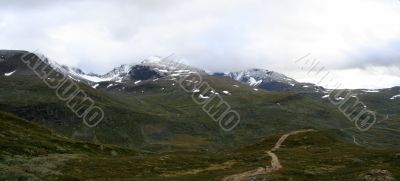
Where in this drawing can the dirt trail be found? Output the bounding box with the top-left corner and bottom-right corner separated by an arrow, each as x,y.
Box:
222,129 -> 315,181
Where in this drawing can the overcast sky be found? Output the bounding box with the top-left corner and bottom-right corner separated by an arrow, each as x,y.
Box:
1,0 -> 400,88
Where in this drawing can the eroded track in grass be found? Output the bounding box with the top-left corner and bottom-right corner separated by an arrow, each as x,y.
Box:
222,129 -> 315,181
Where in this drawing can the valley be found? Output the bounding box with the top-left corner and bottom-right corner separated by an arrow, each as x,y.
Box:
0,50 -> 399,180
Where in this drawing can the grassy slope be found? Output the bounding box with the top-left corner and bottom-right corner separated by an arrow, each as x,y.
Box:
1,72 -> 361,152
316,88 -> 400,147
2,68 -> 400,153
1,111 -> 399,180
58,130 -> 400,181
0,74 -> 174,149
2,52 -> 399,151
268,131 -> 400,180
0,111 -> 139,180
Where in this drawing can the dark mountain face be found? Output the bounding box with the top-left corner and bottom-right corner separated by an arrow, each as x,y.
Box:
0,50 -> 57,77
0,50 -> 29,74
391,86 -> 400,91
215,69 -> 326,93
258,81 -> 296,91
128,65 -> 162,80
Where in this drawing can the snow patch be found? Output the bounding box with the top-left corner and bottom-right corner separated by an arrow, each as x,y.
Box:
210,90 -> 219,95
68,75 -> 80,82
199,94 -> 210,99
335,97 -> 344,100
4,70 -> 16,76
134,80 -> 142,85
79,74 -> 113,82
158,69 -> 169,73
92,84 -> 100,89
222,91 -> 231,95
115,78 -> 123,83
174,70 -> 190,73
390,95 -> 400,100
363,89 -> 380,93
248,77 -> 262,86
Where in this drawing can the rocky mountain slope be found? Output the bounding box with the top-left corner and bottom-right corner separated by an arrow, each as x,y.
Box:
0,50 -> 322,93
214,69 -> 324,92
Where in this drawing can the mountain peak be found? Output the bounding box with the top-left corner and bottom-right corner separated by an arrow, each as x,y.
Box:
226,68 -> 298,87
74,54 -> 206,83
141,56 -> 163,64
140,54 -> 192,71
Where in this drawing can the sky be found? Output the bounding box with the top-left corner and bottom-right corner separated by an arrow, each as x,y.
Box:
1,0 -> 400,89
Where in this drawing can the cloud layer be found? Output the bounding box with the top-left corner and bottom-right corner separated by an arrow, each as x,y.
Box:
1,0 -> 400,88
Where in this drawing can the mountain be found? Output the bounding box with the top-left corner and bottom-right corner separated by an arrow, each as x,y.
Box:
0,50 -> 324,94
0,50 -> 96,85
62,55 -> 207,84
0,50 -> 355,149
215,69 -> 325,93
0,50 -> 41,75
1,50 -> 399,147
0,50 -> 206,86
1,50 -> 400,180
226,68 -> 297,87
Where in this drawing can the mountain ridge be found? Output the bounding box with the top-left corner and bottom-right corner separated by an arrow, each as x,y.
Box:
0,50 -> 322,91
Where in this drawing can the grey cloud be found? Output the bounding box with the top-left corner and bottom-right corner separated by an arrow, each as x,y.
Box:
342,40 -> 400,69
0,0 -> 400,88
0,0 -> 67,10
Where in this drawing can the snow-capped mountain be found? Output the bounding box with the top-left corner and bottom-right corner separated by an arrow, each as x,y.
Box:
216,68 -> 325,92
0,50 -> 207,86
0,50 -> 71,78
100,64 -> 132,82
226,69 -> 298,87
56,55 -> 207,84
0,50 -> 324,93
140,55 -> 205,75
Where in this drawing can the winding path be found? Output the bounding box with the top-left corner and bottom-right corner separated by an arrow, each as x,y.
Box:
222,129 -> 315,181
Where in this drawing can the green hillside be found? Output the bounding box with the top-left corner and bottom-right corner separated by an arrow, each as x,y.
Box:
0,111 -> 138,180
1,71 -> 365,151
2,113 -> 398,180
